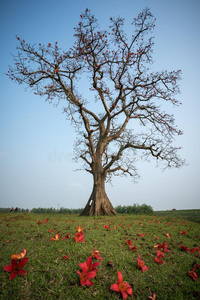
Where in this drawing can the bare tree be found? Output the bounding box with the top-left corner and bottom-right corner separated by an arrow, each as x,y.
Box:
7,8 -> 184,216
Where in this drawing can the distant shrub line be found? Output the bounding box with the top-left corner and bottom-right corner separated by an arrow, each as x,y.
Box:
115,204 -> 153,215
0,204 -> 153,215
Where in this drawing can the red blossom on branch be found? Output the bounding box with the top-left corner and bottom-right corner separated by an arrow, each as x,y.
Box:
7,7 -> 185,217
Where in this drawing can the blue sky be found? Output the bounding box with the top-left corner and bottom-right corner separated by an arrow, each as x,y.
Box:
0,0 -> 200,211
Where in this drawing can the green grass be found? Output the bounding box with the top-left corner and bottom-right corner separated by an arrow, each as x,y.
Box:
0,212 -> 199,299
154,209 -> 200,223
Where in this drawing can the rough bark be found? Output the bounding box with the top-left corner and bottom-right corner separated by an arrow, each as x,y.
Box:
80,173 -> 117,216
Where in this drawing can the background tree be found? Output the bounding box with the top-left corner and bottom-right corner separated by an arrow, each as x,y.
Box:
7,8 -> 184,216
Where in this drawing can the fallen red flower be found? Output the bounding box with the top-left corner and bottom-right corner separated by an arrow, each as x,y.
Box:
92,249 -> 103,260
50,233 -> 67,241
180,230 -> 186,235
77,269 -> 96,286
126,240 -> 132,246
164,233 -> 171,238
188,264 -> 200,281
11,249 -> 26,260
62,255 -> 69,260
154,242 -> 170,253
77,256 -> 100,286
104,224 -> 110,230
137,254 -> 149,272
76,225 -> 84,233
189,247 -> 200,255
129,245 -> 137,251
138,233 -> 144,237
66,233 -> 70,239
154,250 -> 165,264
179,244 -> 190,252
148,293 -> 156,300
4,257 -> 28,280
110,271 -> 133,299
74,232 -> 85,243
79,256 -> 100,273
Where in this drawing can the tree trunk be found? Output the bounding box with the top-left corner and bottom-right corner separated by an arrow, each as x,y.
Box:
80,173 -> 117,216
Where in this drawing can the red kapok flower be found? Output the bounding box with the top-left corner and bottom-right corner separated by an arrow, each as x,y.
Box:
137,254 -> 149,272
66,233 -> 70,239
126,240 -> 132,246
154,242 -> 170,253
92,249 -> 103,260
110,271 -> 133,299
74,232 -> 85,243
62,255 -> 69,260
77,256 -> 100,287
11,249 -> 26,260
129,245 -> 137,251
76,225 -> 84,233
50,233 -> 60,241
188,264 -> 200,281
179,244 -> 190,252
4,258 -> 28,280
79,256 -> 100,273
189,247 -> 200,255
165,233 -> 171,238
104,224 -> 110,230
138,233 -> 144,237
180,230 -> 186,235
50,233 -> 67,241
148,293 -> 156,300
154,250 -> 165,264
77,269 -> 96,286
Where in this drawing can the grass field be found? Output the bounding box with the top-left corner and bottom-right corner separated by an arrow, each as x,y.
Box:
154,209 -> 200,223
0,212 -> 199,299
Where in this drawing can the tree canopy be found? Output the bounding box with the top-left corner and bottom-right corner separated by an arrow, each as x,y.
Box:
7,8 -> 185,215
